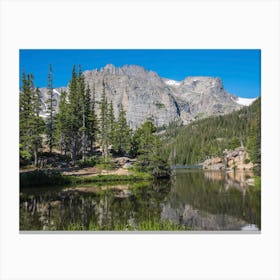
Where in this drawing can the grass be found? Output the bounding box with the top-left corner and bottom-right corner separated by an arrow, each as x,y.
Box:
20,169 -> 153,188
137,219 -> 187,231
64,219 -> 188,231
66,171 -> 152,185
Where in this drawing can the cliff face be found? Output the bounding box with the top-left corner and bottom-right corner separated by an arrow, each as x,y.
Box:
172,76 -> 242,123
83,64 -> 180,128
39,64 -> 243,128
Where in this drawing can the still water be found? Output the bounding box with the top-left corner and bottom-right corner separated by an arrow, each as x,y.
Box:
20,170 -> 261,231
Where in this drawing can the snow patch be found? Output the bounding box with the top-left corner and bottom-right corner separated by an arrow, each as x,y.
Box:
53,89 -> 61,96
232,97 -> 257,106
164,79 -> 181,87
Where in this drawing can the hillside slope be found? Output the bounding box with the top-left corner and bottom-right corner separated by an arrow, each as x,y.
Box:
160,97 -> 261,170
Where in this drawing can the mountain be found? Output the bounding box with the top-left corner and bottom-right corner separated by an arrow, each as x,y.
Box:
38,64 -> 256,128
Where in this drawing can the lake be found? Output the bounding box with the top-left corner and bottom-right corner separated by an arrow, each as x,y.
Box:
20,170 -> 261,231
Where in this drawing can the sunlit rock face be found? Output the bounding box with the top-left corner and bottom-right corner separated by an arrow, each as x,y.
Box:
38,64 -> 242,128
201,147 -> 254,171
83,64 -> 180,129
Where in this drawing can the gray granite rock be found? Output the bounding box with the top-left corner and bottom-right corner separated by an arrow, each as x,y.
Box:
38,64 -> 243,128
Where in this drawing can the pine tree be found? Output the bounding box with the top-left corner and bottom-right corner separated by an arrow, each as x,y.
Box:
20,72 -> 33,161
46,64 -> 55,153
108,101 -> 116,151
68,65 -> 83,164
99,80 -> 109,160
133,120 -> 170,177
115,104 -> 131,155
247,98 -> 261,172
20,72 -> 44,166
77,65 -> 87,162
133,120 -> 157,157
55,90 -> 70,155
88,84 -> 98,153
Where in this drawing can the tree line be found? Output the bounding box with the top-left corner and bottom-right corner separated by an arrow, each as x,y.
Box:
20,65 -> 170,178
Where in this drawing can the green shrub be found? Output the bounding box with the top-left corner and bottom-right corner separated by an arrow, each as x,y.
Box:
77,156 -> 98,168
20,169 -> 70,188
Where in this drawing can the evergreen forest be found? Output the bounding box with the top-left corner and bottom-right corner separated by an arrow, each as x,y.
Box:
160,97 -> 261,173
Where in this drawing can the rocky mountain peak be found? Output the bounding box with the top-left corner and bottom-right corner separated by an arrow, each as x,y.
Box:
101,64 -> 116,74
179,76 -> 224,94
39,64 -> 246,128
98,64 -> 159,80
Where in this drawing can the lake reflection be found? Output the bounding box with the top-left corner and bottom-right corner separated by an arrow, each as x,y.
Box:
163,170 -> 260,231
20,170 -> 260,231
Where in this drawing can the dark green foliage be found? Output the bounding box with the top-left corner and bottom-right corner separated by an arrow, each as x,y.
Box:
64,65 -> 95,163
67,65 -> 85,163
54,67 -> 98,163
247,99 -> 261,173
54,90 -> 70,155
107,101 -> 116,150
99,80 -> 109,159
77,156 -> 98,168
114,104 -> 132,155
133,120 -> 171,178
161,98 -> 261,170
46,65 -> 55,153
20,170 -> 70,188
20,72 -> 45,166
88,85 -> 98,153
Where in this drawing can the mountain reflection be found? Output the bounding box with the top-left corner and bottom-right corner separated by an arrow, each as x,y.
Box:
162,170 -> 260,230
20,170 -> 260,231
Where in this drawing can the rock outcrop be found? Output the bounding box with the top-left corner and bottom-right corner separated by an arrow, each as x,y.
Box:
172,76 -> 242,123
201,146 -> 254,171
38,64 -> 243,128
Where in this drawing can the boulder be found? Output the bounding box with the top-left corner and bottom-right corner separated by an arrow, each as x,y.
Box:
202,147 -> 254,171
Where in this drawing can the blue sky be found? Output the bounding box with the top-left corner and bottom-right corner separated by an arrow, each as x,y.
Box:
20,49 -> 260,98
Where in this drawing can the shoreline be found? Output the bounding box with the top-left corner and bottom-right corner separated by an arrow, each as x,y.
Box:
20,167 -> 153,188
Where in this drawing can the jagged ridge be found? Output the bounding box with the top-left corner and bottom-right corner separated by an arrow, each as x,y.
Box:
39,64 -> 252,128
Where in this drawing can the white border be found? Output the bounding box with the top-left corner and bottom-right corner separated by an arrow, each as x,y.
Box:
1,0 -> 279,279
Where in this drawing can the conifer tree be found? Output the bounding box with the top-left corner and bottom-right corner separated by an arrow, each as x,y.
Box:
133,120 -> 170,177
99,80 -> 109,160
108,101 -> 116,151
34,87 -> 42,117
20,72 -> 44,166
88,84 -> 98,153
55,90 -> 70,155
247,99 -> 261,172
77,65 -> 87,162
68,65 -> 82,164
115,104 -> 131,155
46,64 -> 55,153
